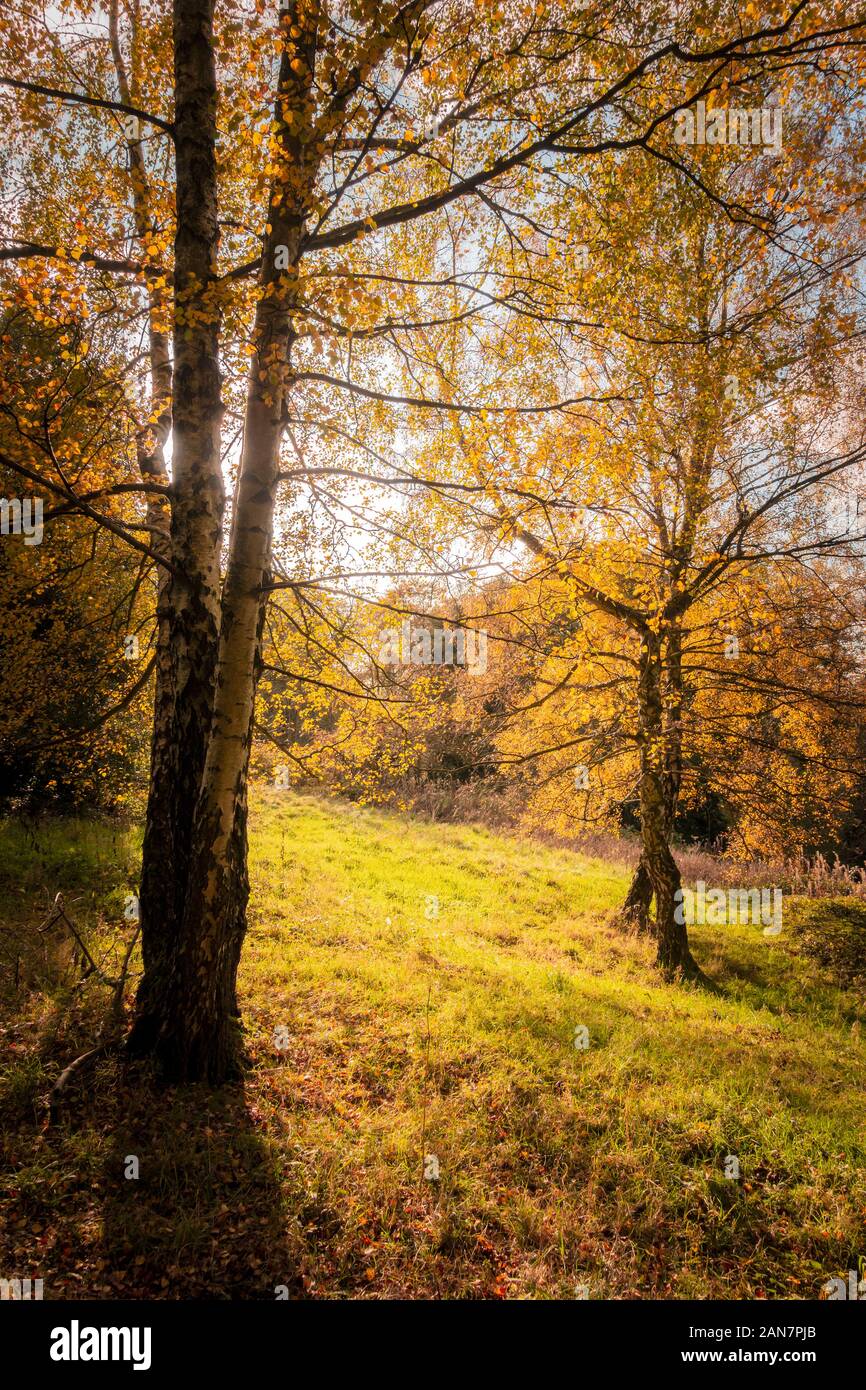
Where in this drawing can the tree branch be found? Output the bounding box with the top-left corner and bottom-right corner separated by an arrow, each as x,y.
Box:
0,74 -> 174,136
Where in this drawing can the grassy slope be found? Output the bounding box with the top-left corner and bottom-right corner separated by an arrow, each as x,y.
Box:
0,791 -> 864,1300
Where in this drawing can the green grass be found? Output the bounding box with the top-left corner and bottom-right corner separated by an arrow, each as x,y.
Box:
1,790 -> 864,1299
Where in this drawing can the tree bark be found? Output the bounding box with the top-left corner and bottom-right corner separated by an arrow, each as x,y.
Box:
128,0 -> 224,1057
635,629 -> 699,978
623,623 -> 684,934
622,853 -> 654,931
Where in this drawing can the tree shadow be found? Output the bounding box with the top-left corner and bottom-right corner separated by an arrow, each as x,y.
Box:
707,954 -> 769,988
99,1061 -> 301,1300
679,961 -> 724,995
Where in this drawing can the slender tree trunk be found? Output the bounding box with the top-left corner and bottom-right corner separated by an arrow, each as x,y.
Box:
133,314 -> 176,1039
623,622 -> 686,937
143,8 -> 318,1081
636,630 -> 698,978
128,0 -> 224,1056
109,0 -> 177,1038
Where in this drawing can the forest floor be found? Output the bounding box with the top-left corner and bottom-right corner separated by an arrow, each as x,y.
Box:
0,790 -> 864,1300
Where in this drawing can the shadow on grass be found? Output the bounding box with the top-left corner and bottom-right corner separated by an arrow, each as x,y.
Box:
98,1061 -> 299,1299
0,889 -> 298,1299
